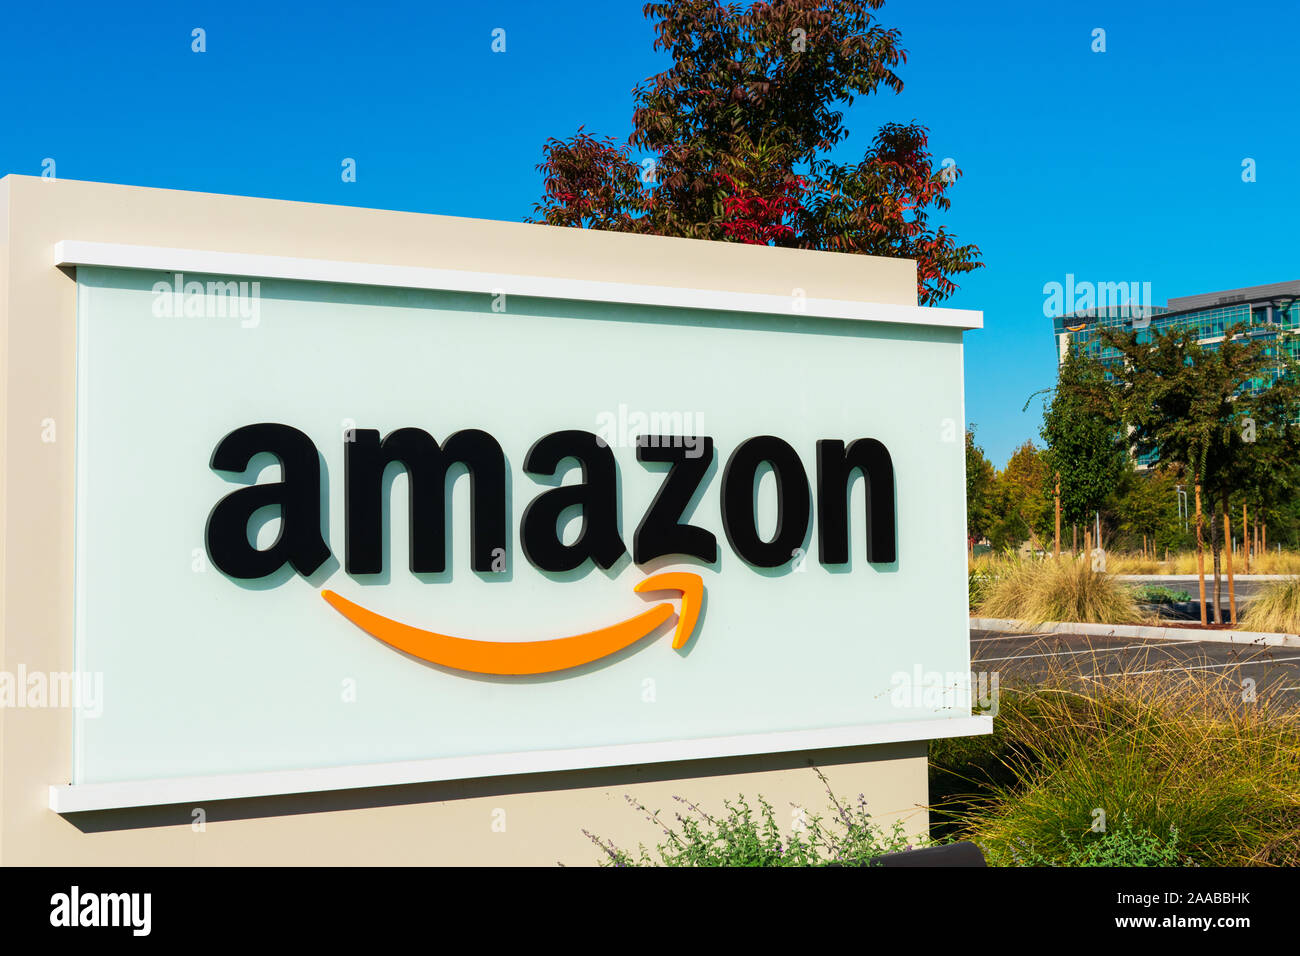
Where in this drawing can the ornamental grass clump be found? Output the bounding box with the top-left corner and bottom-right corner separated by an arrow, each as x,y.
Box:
1240,576 -> 1300,635
976,555 -> 1144,627
930,658 -> 1300,866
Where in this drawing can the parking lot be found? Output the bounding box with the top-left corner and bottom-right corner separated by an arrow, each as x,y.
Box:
972,627 -> 1300,710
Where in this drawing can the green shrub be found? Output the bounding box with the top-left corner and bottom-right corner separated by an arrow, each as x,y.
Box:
1128,584 -> 1191,605
1010,815 -> 1184,866
585,769 -> 918,866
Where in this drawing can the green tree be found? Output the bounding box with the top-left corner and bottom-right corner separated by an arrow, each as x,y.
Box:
965,427 -> 997,550
1116,466 -> 1186,555
532,0 -> 982,304
1039,349 -> 1126,549
990,441 -> 1052,551
1219,351 -> 1300,560
1099,323 -> 1300,622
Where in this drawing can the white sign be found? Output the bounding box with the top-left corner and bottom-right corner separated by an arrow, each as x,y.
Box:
53,248 -> 984,811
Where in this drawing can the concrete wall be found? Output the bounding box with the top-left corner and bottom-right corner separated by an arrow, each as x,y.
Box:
0,174 -> 925,865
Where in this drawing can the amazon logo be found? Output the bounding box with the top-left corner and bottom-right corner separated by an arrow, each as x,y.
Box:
205,424 -> 896,674
320,571 -> 702,675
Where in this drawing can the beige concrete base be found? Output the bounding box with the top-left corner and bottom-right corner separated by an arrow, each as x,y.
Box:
35,743 -> 928,866
0,174 -> 929,865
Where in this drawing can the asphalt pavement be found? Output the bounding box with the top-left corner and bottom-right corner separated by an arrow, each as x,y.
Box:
971,626 -> 1300,711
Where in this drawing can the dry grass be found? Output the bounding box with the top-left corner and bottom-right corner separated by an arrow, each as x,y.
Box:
1240,577 -> 1300,635
974,555 -> 1146,627
1243,549 -> 1300,575
972,547 -> 1300,576
931,658 -> 1300,866
1103,549 -> 1300,576
1105,554 -> 1165,574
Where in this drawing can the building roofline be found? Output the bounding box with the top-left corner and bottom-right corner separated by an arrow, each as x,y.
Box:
1167,280 -> 1300,313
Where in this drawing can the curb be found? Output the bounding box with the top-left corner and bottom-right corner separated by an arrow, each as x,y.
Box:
970,617 -> 1300,649
1116,574 -> 1293,582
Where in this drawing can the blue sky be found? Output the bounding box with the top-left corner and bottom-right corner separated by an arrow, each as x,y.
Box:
3,0 -> 1296,468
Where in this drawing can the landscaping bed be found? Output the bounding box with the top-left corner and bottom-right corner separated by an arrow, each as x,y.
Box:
971,555 -> 1300,636
929,668 -> 1300,866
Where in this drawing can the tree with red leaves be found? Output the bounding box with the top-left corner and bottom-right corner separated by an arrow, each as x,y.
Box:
531,0 -> 981,305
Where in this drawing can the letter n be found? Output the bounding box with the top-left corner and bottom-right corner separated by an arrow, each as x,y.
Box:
816,438 -> 897,564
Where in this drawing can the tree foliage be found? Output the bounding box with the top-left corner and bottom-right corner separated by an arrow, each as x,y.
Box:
967,324 -> 1300,556
988,441 -> 1053,550
1114,465 -> 1189,554
1039,349 -> 1127,528
965,427 -> 997,545
532,0 -> 982,305
1097,323 -> 1300,509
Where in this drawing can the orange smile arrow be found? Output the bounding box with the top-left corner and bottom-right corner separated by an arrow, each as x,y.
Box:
320,570 -> 704,676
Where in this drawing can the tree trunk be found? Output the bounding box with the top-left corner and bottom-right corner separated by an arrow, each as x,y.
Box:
1243,502 -> 1250,574
1195,481 -> 1207,626
1210,512 -> 1222,625
1224,496 -> 1236,625
1054,473 -> 1061,559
